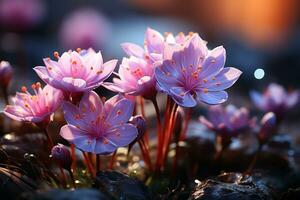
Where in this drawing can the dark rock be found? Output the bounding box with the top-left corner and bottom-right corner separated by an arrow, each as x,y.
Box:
94,170 -> 151,200
189,172 -> 277,200
267,134 -> 292,150
0,167 -> 37,200
22,189 -> 107,200
281,188 -> 300,200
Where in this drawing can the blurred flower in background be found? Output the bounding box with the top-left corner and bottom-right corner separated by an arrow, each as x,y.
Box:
0,0 -> 46,31
59,8 -> 111,50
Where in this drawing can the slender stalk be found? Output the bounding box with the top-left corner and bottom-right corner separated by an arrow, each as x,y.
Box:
1,86 -> 9,105
68,169 -> 76,189
152,98 -> 163,170
82,151 -> 95,176
58,166 -> 67,188
109,151 -> 117,170
139,139 -> 153,171
179,108 -> 191,141
43,127 -> 54,149
139,96 -> 149,146
161,104 -> 178,167
96,154 -> 100,172
172,108 -> 191,175
42,126 -> 67,188
245,144 -> 263,175
70,144 -> 76,172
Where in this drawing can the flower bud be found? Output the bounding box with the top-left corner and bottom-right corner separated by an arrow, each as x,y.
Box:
129,115 -> 146,142
258,112 -> 277,144
51,144 -> 72,171
0,61 -> 13,89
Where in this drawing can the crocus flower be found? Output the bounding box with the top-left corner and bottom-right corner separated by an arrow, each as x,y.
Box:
0,0 -> 46,30
3,83 -> 63,124
103,28 -> 193,99
199,105 -> 255,137
60,91 -> 138,154
59,8 -> 111,50
0,60 -> 13,90
250,83 -> 299,119
51,144 -> 72,171
129,115 -> 147,142
257,112 -> 277,144
34,49 -> 117,95
155,34 -> 242,107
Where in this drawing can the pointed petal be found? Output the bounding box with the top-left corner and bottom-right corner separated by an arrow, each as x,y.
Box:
200,46 -> 226,78
121,43 -> 145,58
204,67 -> 242,91
144,27 -> 164,54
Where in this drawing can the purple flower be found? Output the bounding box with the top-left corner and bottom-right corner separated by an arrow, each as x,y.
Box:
60,91 -> 138,154
155,34 -> 242,107
199,105 -> 255,137
250,83 -> 299,118
3,83 -> 63,123
34,49 -> 117,94
59,8 -> 111,49
0,0 -> 45,30
103,28 -> 192,99
129,115 -> 147,142
0,60 -> 13,89
258,112 -> 277,144
51,144 -> 72,171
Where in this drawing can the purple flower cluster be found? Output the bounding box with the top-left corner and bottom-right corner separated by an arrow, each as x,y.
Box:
3,28 -> 242,155
199,105 -> 255,137
250,83 -> 299,119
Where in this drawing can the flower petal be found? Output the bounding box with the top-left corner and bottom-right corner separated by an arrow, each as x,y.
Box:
60,125 -> 86,141
200,46 -> 226,79
203,67 -> 242,91
144,27 -> 164,54
169,87 -> 197,107
196,91 -> 228,105
121,43 -> 145,58
61,77 -> 87,91
106,98 -> 135,125
106,124 -> 138,147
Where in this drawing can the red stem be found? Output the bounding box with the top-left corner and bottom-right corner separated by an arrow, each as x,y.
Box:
70,144 -> 76,172
172,108 -> 191,175
96,154 -> 101,172
161,104 -> 178,166
139,96 -> 149,146
109,151 -> 117,170
139,139 -> 153,171
152,98 -> 163,171
82,152 -> 95,177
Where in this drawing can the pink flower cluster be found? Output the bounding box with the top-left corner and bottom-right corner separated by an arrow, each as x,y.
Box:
3,28 -> 242,155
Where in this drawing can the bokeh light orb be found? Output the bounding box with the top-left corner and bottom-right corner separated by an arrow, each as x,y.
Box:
254,68 -> 265,79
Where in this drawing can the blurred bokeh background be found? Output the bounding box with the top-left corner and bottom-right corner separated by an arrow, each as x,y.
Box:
0,0 -> 299,95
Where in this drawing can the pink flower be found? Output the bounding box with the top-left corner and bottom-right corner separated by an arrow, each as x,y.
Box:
103,28 -> 192,99
59,8 -> 111,49
0,0 -> 45,30
155,34 -> 242,107
60,91 -> 138,154
34,49 -> 117,94
199,105 -> 255,137
258,112 -> 277,144
0,60 -> 13,89
250,83 -> 299,118
3,83 -> 63,123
